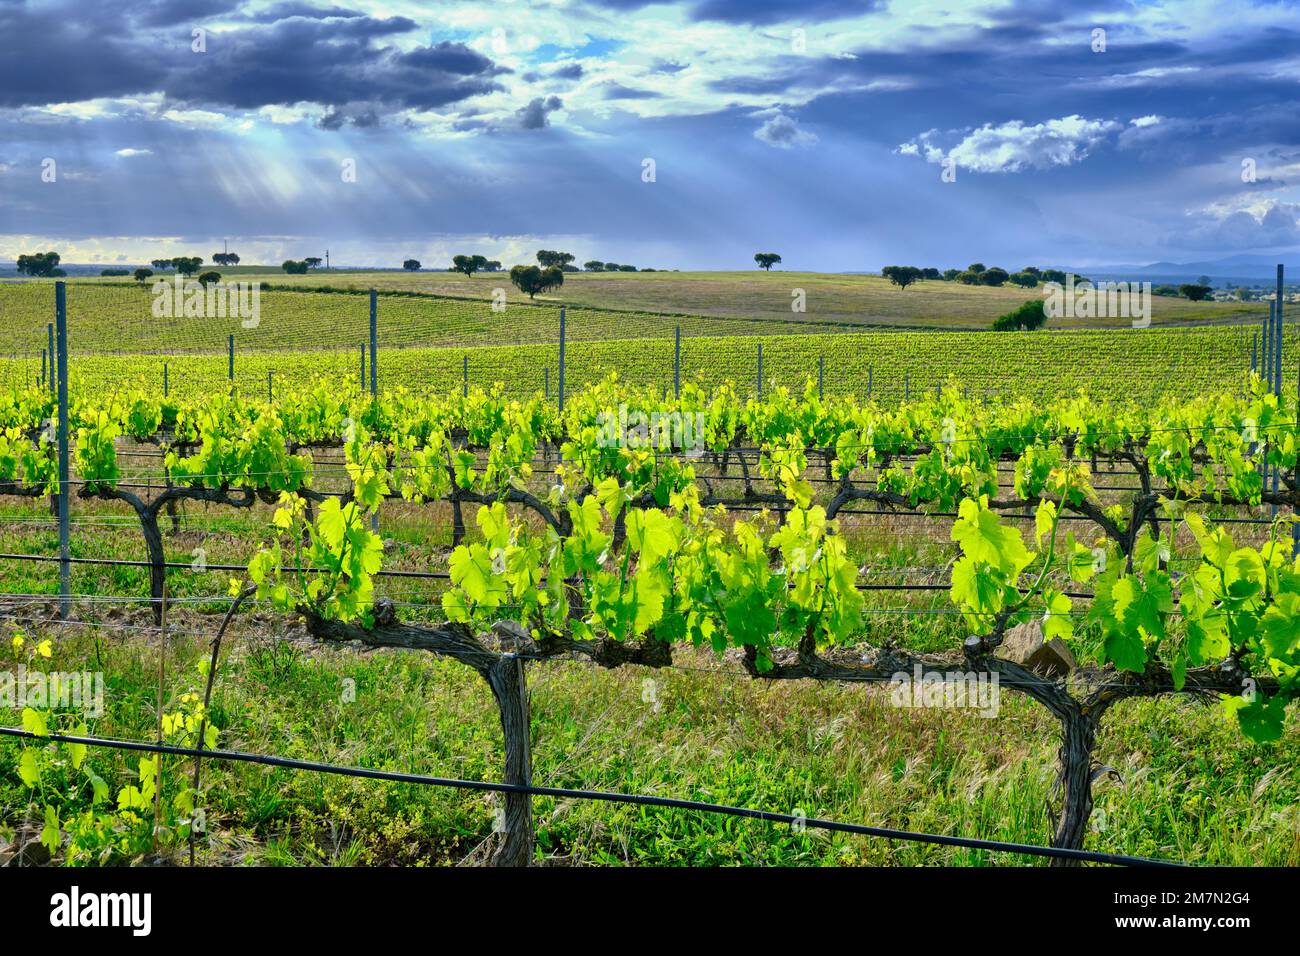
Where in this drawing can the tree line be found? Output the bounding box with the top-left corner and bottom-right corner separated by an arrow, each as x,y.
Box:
880,263 -> 1084,290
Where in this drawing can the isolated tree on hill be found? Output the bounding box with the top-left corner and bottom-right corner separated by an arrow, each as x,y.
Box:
452,254 -> 484,277
281,259 -> 309,275
173,256 -> 203,276
881,265 -> 923,290
920,267 -> 941,280
993,300 -> 1047,331
754,252 -> 782,270
151,259 -> 172,271
304,257 -> 322,270
212,252 -> 241,267
402,259 -> 421,271
1180,283 -> 1213,301
510,264 -> 564,299
133,268 -> 154,284
483,260 -> 502,272
536,250 -> 575,269
981,267 -> 1009,286
16,251 -> 63,277
198,271 -> 221,287
583,260 -> 604,272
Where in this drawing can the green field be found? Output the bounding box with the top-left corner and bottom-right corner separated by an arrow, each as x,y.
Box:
0,277 -> 1282,404
0,325 -> 1275,406
0,281 -> 829,355
16,268 -> 1266,335
247,268 -> 1272,329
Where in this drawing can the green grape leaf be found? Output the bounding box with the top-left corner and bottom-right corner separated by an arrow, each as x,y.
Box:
1234,695 -> 1287,743
1104,629 -> 1147,672
17,749 -> 41,788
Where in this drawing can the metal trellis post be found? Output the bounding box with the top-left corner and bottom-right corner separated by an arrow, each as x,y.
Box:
674,325 -> 680,400
558,307 -> 566,412
55,282 -> 70,620
369,290 -> 377,397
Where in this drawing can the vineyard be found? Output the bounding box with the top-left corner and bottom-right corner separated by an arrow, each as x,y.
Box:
0,282 -> 1289,406
2,354 -> 1298,866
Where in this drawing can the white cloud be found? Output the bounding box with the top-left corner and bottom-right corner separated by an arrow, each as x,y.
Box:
114,148 -> 152,158
900,115 -> 1121,173
754,113 -> 817,149
1095,66 -> 1199,88
1129,115 -> 1162,128
161,109 -> 229,128
1172,200 -> 1300,250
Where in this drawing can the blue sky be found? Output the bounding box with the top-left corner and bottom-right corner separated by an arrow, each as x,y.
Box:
1,0 -> 1298,270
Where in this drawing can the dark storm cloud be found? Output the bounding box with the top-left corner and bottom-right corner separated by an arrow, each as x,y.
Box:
242,3 -> 366,22
134,0 -> 243,26
161,24 -> 505,111
517,95 -> 563,129
0,2 -> 167,107
0,1 -> 505,114
551,62 -> 585,79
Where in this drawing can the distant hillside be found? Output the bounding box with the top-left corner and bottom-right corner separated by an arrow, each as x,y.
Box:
1066,254 -> 1299,287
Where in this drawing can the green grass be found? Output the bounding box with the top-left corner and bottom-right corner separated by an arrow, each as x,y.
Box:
2,588 -> 1294,867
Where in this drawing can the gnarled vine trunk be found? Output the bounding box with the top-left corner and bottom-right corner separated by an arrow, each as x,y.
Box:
1050,712 -> 1098,865
485,654 -> 533,867
300,610 -> 538,866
